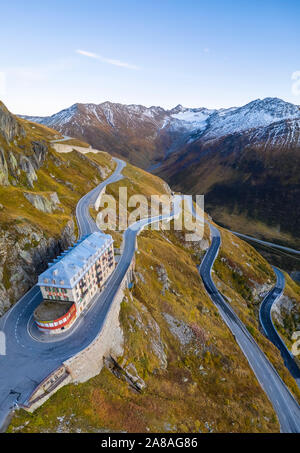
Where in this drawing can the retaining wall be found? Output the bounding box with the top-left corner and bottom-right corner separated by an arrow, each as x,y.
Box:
22,249 -> 136,412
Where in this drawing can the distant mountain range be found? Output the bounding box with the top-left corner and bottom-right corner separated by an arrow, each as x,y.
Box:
20,97 -> 300,243
20,97 -> 300,165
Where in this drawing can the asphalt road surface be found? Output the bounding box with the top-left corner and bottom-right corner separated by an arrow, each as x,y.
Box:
199,222 -> 300,433
0,159 -> 127,430
0,158 -> 299,432
259,266 -> 300,388
231,231 -> 300,256
0,158 -> 178,431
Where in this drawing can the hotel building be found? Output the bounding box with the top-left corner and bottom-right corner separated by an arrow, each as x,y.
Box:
34,231 -> 115,334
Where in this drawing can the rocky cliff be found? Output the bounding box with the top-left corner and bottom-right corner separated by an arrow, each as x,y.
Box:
0,101 -> 25,143
0,219 -> 75,315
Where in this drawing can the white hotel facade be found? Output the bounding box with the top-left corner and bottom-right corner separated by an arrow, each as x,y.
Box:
34,231 -> 115,334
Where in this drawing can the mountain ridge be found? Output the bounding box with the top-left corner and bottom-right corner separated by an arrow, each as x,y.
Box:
19,97 -> 300,166
20,97 -> 300,137
19,97 -> 300,245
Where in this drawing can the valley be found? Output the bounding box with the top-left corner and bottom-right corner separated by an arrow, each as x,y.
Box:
21,98 -> 300,254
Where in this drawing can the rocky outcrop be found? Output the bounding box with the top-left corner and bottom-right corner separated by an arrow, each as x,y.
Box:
271,294 -> 300,333
163,313 -> 195,346
0,148 -> 9,185
0,106 -> 49,188
23,191 -> 61,213
7,151 -> 19,178
105,357 -> 146,392
30,141 -> 48,169
18,141 -> 49,188
156,264 -> 170,295
0,101 -> 25,142
19,156 -> 37,187
0,100 -> 49,188
74,150 -> 109,179
0,219 -> 75,316
252,281 -> 274,303
163,312 -> 209,355
126,299 -> 167,370
0,142 -> 50,189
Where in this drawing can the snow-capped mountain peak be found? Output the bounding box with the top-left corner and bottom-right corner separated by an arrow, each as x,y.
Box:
19,97 -> 300,162
202,97 -> 300,140
20,103 -> 79,129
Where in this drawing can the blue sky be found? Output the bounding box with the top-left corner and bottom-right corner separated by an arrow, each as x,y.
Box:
1,0 -> 300,115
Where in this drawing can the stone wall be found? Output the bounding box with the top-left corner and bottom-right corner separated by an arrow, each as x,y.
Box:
23,366 -> 72,413
63,285 -> 125,383
64,253 -> 135,382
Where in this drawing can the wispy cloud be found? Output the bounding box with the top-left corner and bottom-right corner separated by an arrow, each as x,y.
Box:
76,49 -> 140,70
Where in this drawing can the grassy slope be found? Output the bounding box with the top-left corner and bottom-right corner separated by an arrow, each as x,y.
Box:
157,141 -> 300,252
211,207 -> 298,248
54,138 -> 90,148
0,118 -> 115,306
10,163 -> 300,433
8,225 -> 280,433
212,227 -> 300,401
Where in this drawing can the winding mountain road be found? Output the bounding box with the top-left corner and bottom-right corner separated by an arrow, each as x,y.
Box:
0,158 -> 127,430
0,156 -> 300,433
199,221 -> 300,433
0,157 -> 179,431
76,158 -> 126,236
231,231 -> 300,256
259,267 -> 300,388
